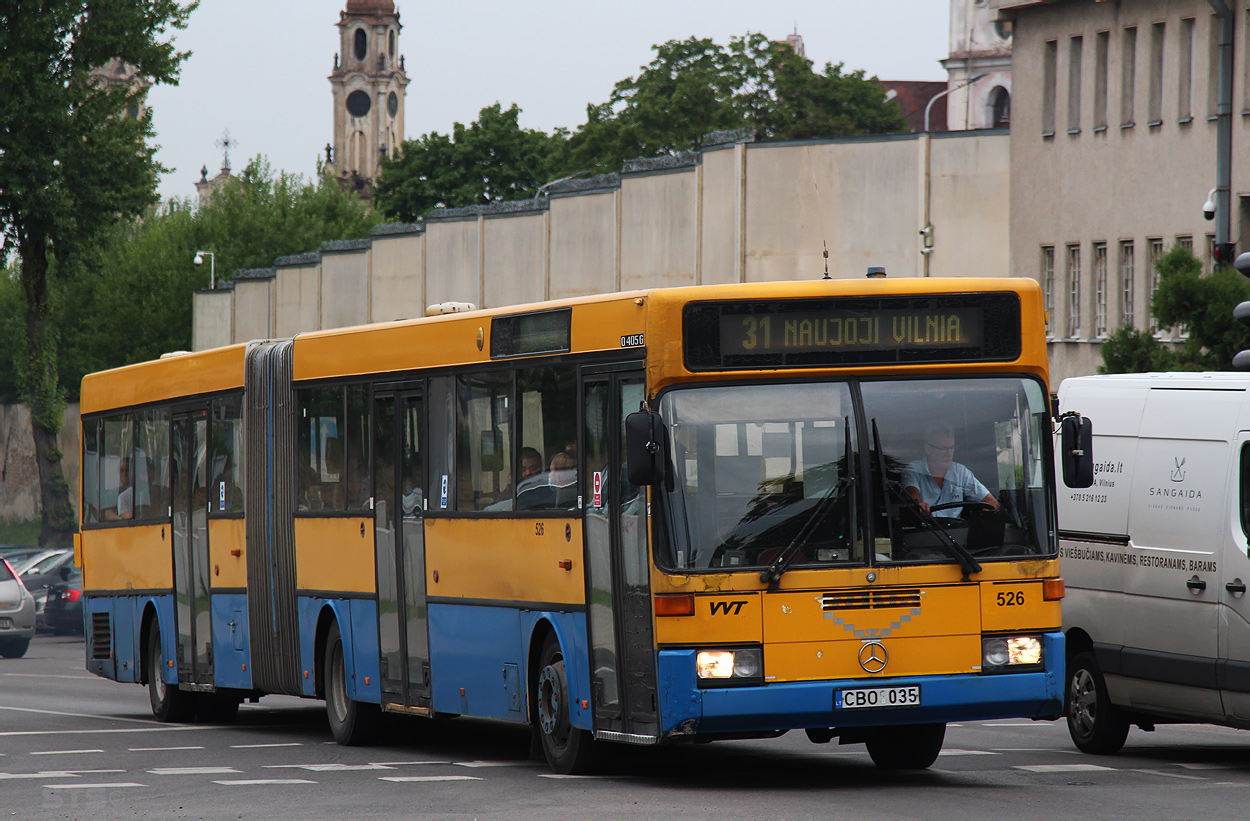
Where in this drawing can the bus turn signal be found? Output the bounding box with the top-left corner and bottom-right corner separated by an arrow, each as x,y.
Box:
1043,578 -> 1065,601
655,594 -> 695,617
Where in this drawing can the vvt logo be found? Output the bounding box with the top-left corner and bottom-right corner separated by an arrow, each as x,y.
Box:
709,600 -> 747,616
1171,457 -> 1187,483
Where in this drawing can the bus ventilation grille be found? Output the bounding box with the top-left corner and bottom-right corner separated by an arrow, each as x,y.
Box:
819,589 -> 922,611
90,613 -> 112,660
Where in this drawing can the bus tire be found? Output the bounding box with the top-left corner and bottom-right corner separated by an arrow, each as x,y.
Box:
535,633 -> 599,774
325,620 -> 379,746
865,723 -> 945,770
147,623 -> 196,722
1066,651 -> 1129,755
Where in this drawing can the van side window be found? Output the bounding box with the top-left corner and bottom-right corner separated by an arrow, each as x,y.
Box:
1241,443 -> 1250,539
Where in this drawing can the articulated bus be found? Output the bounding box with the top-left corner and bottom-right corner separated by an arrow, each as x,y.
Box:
79,276 -> 1068,772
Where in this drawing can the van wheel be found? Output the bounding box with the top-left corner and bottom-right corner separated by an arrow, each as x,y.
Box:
535,633 -> 599,774
1067,651 -> 1129,754
325,620 -> 379,745
865,723 -> 945,769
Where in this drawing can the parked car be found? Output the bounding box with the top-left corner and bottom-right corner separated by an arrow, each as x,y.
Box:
0,547 -> 50,571
18,549 -> 73,597
0,559 -> 36,657
43,566 -> 83,637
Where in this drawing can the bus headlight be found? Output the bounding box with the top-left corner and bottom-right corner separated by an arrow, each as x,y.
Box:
696,648 -> 763,686
982,635 -> 1043,672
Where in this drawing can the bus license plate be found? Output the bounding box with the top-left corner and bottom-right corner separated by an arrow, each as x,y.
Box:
835,686 -> 921,709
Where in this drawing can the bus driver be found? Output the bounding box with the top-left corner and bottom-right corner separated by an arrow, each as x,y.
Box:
902,425 -> 999,518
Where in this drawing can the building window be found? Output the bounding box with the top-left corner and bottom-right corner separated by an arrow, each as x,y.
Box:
1068,36 -> 1084,134
1043,40 -> 1058,136
1093,242 -> 1108,337
354,28 -> 367,61
1209,233 -> 1219,267
1122,27 -> 1138,127
1179,17 -> 1195,122
1148,237 -> 1164,333
1067,244 -> 1082,339
1119,240 -> 1136,328
1094,31 -> 1110,130
1177,235 -> 1194,253
988,86 -> 1011,127
1149,22 -> 1165,126
1041,246 -> 1055,330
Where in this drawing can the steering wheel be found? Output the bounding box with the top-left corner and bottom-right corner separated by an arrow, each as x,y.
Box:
928,500 -> 996,514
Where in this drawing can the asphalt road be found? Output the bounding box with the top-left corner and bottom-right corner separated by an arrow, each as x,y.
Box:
6,636 -> 1250,819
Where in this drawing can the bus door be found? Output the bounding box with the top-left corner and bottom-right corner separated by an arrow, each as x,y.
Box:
582,369 -> 657,742
373,390 -> 431,711
171,407 -> 213,687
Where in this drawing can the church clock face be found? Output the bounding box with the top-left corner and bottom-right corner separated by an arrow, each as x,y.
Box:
346,90 -> 371,118
387,92 -> 398,117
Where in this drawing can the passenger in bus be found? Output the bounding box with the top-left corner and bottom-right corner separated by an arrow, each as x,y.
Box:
902,425 -> 999,518
104,457 -> 134,521
490,447 -> 546,511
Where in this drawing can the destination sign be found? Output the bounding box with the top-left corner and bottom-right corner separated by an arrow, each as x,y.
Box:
683,294 -> 1020,371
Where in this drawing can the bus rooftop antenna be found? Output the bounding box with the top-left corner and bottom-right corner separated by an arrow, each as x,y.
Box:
822,242 -> 830,280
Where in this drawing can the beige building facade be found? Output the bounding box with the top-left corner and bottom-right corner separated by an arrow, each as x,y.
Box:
992,0 -> 1245,381
192,131 -> 1013,352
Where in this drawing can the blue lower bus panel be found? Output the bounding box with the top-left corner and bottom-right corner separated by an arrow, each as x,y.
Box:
658,631 -> 1064,737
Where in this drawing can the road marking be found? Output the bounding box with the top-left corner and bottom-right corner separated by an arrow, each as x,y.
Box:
148,767 -> 242,775
45,769 -> 126,775
538,774 -> 616,779
982,723 -> 1050,728
1014,764 -> 1114,773
938,749 -> 1000,756
44,782 -> 146,789
0,726 -> 228,737
455,760 -> 536,767
29,749 -> 105,756
266,763 -> 395,772
369,760 -> 452,766
211,778 -> 316,786
0,705 -> 159,725
0,772 -> 82,781
230,742 -> 303,749
1128,769 -> 1209,781
1177,762 -> 1250,770
379,776 -> 482,783
2,673 -> 95,680
128,746 -> 206,752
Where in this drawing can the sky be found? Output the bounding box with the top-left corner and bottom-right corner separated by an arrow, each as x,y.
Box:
148,0 -> 951,200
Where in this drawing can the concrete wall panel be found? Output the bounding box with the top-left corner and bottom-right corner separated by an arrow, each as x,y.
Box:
193,291 -> 233,351
484,213 -> 545,308
620,171 -> 697,290
700,146 -> 741,285
549,192 -> 616,299
425,219 -> 481,307
232,279 -> 273,344
274,265 -> 320,339
320,249 -> 371,330
371,233 -> 425,322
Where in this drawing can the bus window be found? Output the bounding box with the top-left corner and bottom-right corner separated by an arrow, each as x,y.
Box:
658,383 -> 861,570
135,408 -> 171,520
427,377 -> 455,510
82,419 -> 100,524
345,385 -> 371,511
516,366 -> 578,510
298,387 -> 345,511
211,395 -> 244,514
101,414 -> 134,522
456,372 -> 513,511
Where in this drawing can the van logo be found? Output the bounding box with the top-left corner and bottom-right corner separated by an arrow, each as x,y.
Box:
710,600 -> 747,616
1171,457 -> 1187,483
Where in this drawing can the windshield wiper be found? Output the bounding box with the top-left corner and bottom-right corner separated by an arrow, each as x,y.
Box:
762,418 -> 855,587
871,421 -> 981,580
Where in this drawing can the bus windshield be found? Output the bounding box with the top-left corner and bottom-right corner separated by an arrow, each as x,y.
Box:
656,377 -> 1053,571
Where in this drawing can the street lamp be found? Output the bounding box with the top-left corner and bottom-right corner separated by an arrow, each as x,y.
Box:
924,73 -> 988,133
194,251 -> 215,289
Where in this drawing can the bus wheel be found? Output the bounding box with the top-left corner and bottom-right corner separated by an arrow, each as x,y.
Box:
325,620 -> 379,746
536,633 -> 598,774
147,623 -> 196,722
865,723 -> 945,770
1067,651 -> 1129,754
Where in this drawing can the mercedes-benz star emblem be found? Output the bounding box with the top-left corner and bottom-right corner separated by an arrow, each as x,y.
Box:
858,641 -> 888,673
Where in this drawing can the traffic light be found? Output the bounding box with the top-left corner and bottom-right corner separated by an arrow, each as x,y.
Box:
1234,252 -> 1250,370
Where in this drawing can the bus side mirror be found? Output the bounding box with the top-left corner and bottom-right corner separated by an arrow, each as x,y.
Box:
625,411 -> 668,487
1060,415 -> 1094,488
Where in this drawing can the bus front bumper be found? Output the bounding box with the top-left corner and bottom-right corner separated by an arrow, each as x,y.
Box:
657,631 -> 1064,737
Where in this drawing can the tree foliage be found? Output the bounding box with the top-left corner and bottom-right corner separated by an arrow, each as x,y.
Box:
374,103 -> 565,223
1099,245 -> 1250,373
0,0 -> 197,543
374,33 -> 907,221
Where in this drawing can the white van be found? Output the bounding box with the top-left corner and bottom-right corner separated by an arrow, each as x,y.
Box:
1057,372 -> 1250,753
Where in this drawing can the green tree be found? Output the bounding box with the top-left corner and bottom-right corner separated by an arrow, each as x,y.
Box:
0,0 -> 196,545
1098,244 -> 1250,374
565,33 -> 907,173
375,103 -> 566,222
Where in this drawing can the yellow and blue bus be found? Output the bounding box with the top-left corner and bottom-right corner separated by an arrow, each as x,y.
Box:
79,275 -> 1067,772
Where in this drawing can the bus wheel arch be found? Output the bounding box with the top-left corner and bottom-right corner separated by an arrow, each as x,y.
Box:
531,627 -> 599,774
313,605 -> 340,700
138,603 -> 159,687
322,615 -> 380,746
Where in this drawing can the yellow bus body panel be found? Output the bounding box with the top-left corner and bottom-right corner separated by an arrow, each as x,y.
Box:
209,518 -> 247,589
295,517 -> 376,594
424,518 -> 585,606
82,524 -> 171,592
980,580 -> 1062,632
80,344 -> 245,415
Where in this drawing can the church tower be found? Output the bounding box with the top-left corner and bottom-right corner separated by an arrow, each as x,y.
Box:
329,0 -> 408,193
942,0 -> 1013,130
